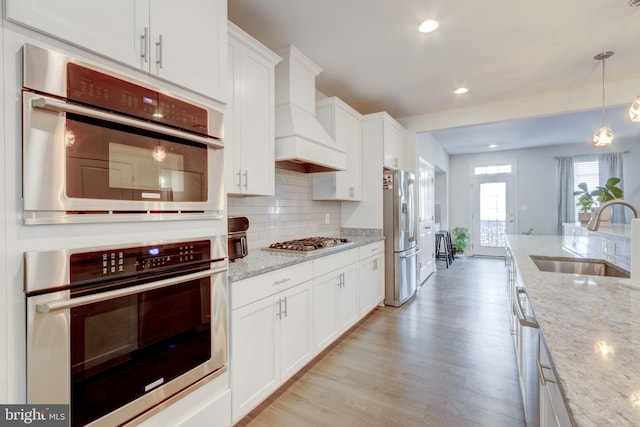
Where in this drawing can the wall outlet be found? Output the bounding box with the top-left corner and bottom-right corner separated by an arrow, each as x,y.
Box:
325,213 -> 330,224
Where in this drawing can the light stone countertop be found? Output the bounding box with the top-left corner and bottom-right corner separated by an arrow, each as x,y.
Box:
228,235 -> 384,282
507,234 -> 640,426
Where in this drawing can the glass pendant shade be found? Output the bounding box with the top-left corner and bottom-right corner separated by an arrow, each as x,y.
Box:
629,95 -> 640,123
593,126 -> 614,146
152,145 -> 167,162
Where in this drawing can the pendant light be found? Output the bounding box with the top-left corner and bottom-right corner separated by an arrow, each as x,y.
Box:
629,95 -> 640,122
593,51 -> 614,147
152,144 -> 167,162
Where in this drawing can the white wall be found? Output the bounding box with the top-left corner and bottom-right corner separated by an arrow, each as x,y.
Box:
448,138 -> 640,237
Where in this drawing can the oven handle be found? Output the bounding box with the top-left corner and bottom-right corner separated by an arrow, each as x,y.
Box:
35,266 -> 227,314
31,96 -> 224,149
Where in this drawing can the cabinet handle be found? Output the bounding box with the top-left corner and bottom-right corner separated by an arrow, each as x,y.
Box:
156,34 -> 164,69
140,27 -> 148,63
276,299 -> 282,320
236,170 -> 242,189
514,287 -> 539,328
282,297 -> 288,318
349,186 -> 354,198
536,359 -> 556,384
273,278 -> 290,286
243,170 -> 248,190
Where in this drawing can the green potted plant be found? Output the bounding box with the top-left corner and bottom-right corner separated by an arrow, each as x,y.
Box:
573,182 -> 595,225
452,226 -> 470,256
590,177 -> 623,203
590,177 -> 623,225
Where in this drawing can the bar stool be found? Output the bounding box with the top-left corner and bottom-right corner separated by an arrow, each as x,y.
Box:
435,231 -> 454,268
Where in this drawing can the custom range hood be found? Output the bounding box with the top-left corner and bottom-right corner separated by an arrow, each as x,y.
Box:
274,45 -> 347,173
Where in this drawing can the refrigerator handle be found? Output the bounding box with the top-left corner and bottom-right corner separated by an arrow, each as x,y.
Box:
407,178 -> 416,242
399,248 -> 421,259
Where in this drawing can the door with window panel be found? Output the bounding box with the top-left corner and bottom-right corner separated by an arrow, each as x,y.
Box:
472,172 -> 515,257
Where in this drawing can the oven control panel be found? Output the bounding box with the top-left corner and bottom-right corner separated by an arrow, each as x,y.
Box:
70,240 -> 210,283
66,63 -> 209,135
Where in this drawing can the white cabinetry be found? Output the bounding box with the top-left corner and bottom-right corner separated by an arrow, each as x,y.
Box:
230,241 -> 384,423
312,97 -> 362,201
6,0 -> 227,101
313,249 -> 360,353
231,263 -> 313,423
361,112 -> 405,170
538,335 -> 572,427
226,23 -> 281,196
358,242 -> 385,316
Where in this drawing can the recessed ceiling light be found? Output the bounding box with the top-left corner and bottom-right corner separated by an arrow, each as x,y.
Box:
454,87 -> 469,95
418,19 -> 439,33
489,144 -> 498,149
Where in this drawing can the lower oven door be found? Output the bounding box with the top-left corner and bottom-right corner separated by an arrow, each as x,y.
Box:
26,267 -> 228,427
22,91 -> 224,224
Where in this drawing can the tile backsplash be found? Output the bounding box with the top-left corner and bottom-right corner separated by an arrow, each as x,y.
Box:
228,168 -> 342,249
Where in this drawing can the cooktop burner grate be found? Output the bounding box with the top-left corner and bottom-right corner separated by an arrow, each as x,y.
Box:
265,237 -> 350,252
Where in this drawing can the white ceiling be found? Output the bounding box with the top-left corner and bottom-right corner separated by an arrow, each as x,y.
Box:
228,0 -> 640,154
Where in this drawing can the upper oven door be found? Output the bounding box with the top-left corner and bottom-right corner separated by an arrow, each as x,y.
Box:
22,91 -> 225,224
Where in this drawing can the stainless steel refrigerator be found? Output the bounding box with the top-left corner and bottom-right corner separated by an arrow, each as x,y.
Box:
383,169 -> 420,307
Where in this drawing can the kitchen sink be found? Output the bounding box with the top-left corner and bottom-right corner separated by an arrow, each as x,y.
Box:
529,255 -> 630,278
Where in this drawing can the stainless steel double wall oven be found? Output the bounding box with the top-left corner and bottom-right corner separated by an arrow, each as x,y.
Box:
21,44 -> 229,426
21,43 -> 224,224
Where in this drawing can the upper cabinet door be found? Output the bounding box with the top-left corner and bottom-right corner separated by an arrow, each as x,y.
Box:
6,0 -> 228,102
226,22 -> 280,196
149,0 -> 227,102
6,0 -> 148,67
313,97 -> 362,201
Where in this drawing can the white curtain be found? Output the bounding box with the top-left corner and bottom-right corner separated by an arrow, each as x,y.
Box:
599,152 -> 625,223
557,156 -> 575,235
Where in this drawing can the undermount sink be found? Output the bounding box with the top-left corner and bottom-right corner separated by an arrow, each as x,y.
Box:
530,255 -> 630,278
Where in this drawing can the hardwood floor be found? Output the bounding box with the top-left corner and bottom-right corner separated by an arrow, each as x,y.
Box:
236,257 -> 526,426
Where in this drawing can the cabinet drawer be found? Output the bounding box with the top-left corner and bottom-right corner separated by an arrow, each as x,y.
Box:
359,241 -> 384,259
232,262 -> 313,310
313,248 -> 359,276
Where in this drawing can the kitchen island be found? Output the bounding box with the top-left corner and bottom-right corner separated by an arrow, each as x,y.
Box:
507,234 -> 640,426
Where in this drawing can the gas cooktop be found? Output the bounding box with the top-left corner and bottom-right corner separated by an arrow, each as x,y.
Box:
264,237 -> 353,254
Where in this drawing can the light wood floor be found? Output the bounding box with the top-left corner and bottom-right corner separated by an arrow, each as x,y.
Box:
237,257 -> 526,427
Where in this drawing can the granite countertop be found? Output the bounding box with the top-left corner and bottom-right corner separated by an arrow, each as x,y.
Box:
507,234 -> 640,426
228,235 -> 384,282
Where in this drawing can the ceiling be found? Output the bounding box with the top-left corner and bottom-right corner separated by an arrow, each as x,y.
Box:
228,0 -> 640,154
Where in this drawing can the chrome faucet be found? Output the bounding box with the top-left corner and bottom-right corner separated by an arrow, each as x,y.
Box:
587,199 -> 640,231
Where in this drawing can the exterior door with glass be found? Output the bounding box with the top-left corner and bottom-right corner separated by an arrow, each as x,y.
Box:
472,174 -> 516,257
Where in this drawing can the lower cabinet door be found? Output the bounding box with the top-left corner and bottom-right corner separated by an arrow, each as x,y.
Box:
339,263 -> 360,331
359,254 -> 384,316
280,281 -> 313,382
313,270 -> 340,353
231,295 -> 280,422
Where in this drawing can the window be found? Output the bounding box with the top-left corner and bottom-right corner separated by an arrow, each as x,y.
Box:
573,157 -> 599,222
474,164 -> 512,175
